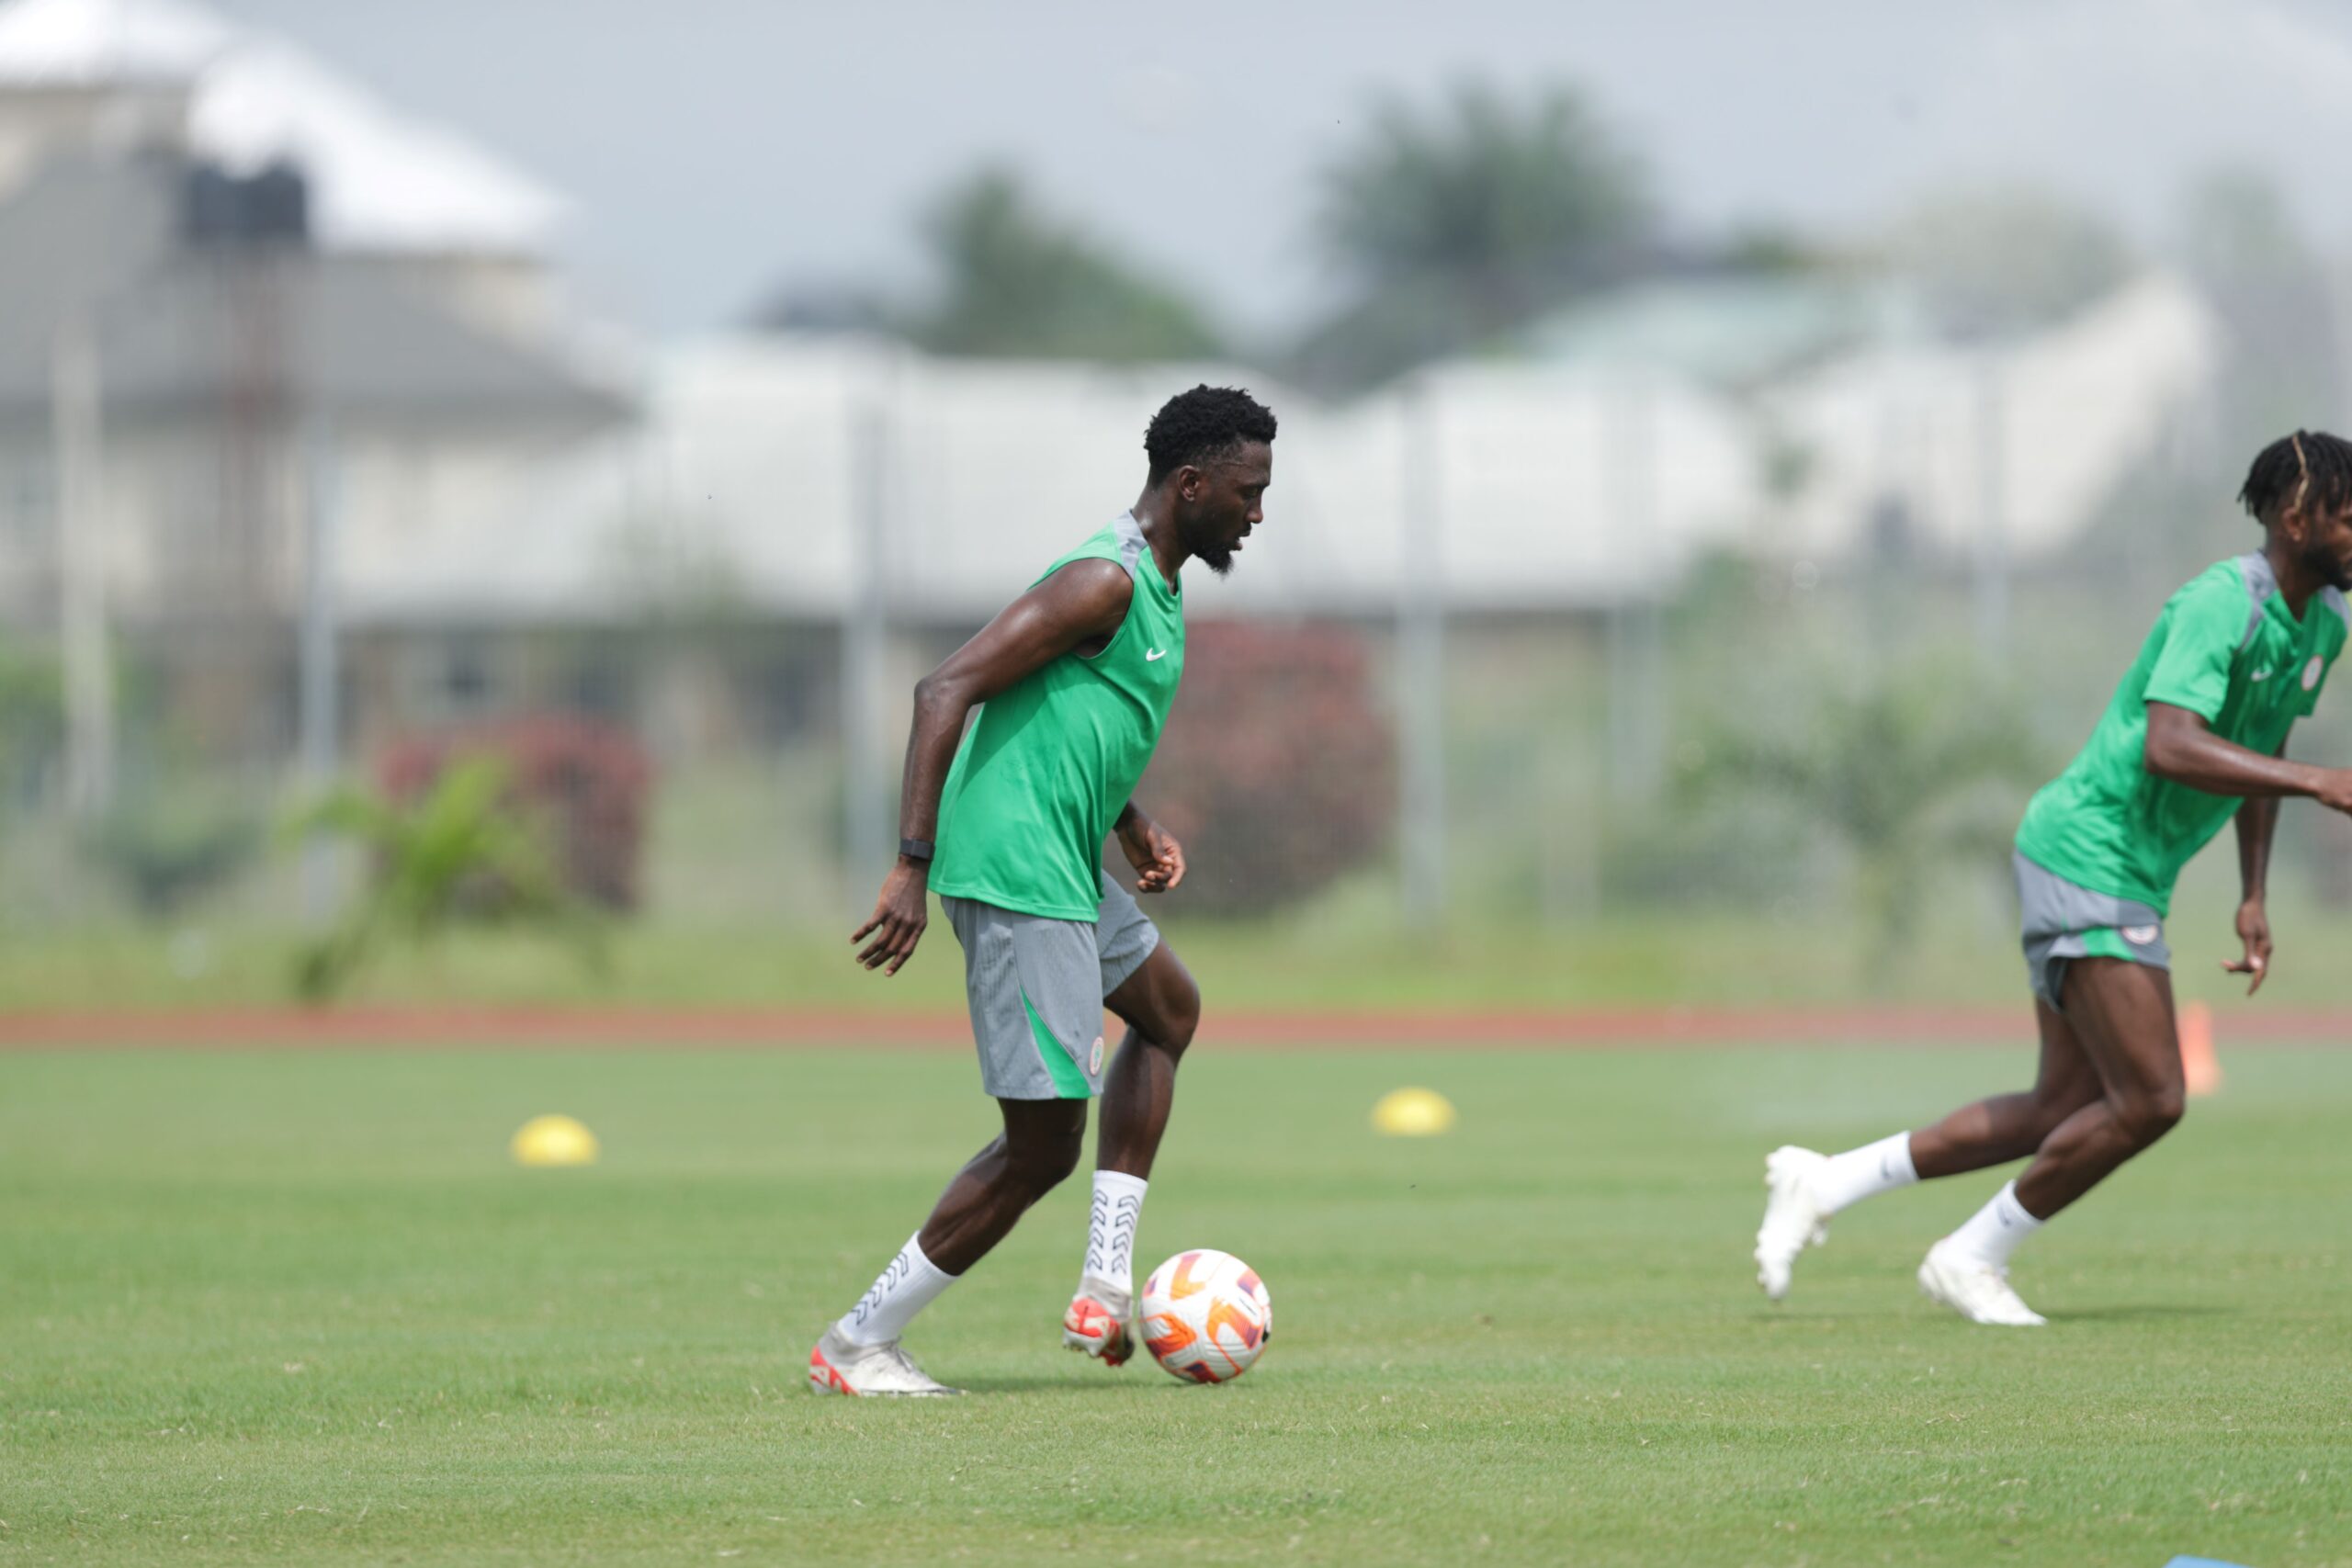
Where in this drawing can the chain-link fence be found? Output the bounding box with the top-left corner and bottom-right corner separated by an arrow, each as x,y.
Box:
8,290 -> 2352,971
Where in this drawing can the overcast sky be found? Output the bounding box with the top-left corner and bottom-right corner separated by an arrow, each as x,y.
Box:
208,0 -> 2352,340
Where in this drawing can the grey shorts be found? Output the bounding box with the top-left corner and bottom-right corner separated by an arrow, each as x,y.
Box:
2015,850 -> 2171,1013
940,871 -> 1161,1101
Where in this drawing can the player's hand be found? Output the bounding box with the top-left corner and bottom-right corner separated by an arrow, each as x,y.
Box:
852,862 -> 929,975
2315,768 -> 2352,815
2222,897 -> 2272,996
1117,811 -> 1186,894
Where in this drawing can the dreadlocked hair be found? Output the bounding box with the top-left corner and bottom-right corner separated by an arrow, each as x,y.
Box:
2238,429 -> 2352,525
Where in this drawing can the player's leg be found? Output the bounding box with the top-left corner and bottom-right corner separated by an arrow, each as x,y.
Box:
813,1100 -> 1086,1396
814,896 -> 1102,1395
1756,1005 -> 2091,1300
1756,850 -> 2113,1301
2012,956 -> 2185,1216
918,1098 -> 1091,1272
1067,876 -> 1197,1362
1908,999 -> 2104,1177
1921,955 -> 2183,1326
1096,941 -> 1200,1177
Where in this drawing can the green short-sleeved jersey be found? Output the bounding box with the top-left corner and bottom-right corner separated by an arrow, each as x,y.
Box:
929,513 -> 1185,920
2015,552 -> 2349,913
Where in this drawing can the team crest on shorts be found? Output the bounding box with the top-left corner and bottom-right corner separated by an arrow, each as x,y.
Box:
2304,656 -> 2324,692
2122,925 -> 2159,946
1089,1035 -> 1105,1075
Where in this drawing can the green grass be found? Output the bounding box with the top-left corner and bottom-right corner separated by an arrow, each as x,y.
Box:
4,1043 -> 2349,1566
13,849 -> 2352,1015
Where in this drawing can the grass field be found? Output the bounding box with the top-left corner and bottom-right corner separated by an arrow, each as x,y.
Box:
5,1041 -> 2349,1566
17,883 -> 2352,1019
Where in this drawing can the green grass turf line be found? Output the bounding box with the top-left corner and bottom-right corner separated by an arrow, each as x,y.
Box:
3,1046 -> 2348,1565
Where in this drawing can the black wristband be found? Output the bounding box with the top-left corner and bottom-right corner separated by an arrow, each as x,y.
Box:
899,838 -> 935,863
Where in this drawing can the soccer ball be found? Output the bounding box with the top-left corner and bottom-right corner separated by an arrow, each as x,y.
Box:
1139,1248 -> 1272,1384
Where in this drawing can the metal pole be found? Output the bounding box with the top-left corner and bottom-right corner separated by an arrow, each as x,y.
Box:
54,312 -> 113,820
842,390 -> 894,916
1397,379 -> 1446,930
1606,371 -> 1665,800
298,412 -> 341,925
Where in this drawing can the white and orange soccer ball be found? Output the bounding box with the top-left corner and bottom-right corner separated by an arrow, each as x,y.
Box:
1138,1248 -> 1272,1384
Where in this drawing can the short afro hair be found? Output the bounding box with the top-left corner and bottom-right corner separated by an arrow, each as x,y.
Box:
2239,429 -> 2352,525
1144,385 -> 1277,482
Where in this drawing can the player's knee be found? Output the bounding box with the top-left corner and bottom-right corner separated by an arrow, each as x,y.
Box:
1161,966 -> 1201,1055
2030,1087 -> 2096,1143
1004,1122 -> 1083,1196
2117,1087 -> 2185,1146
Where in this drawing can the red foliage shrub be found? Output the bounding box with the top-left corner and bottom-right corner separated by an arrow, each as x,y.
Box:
1129,620 -> 1396,915
378,715 -> 654,911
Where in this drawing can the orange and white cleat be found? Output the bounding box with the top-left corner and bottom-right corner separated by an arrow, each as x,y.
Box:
1062,1287 -> 1136,1367
807,1325 -> 962,1396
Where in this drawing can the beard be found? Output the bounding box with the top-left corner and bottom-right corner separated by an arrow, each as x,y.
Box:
1180,514 -> 1238,577
2302,536 -> 2352,593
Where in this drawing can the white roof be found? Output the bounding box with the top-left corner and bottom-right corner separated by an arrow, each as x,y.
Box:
0,0 -> 225,84
344,342 -> 1758,623
0,0 -> 564,254
188,39 -> 562,254
1765,275 -> 2221,562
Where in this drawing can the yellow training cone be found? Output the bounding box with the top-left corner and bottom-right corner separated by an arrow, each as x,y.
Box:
1371,1087 -> 1457,1137
511,1114 -> 600,1167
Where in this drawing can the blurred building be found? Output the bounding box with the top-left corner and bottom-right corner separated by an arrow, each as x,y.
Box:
343,272 -> 2222,630
0,0 -> 630,797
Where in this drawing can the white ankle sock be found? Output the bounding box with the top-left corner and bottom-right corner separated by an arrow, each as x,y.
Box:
1081,1170 -> 1148,1303
1815,1131 -> 1919,1213
1945,1180 -> 2044,1269
837,1233 -> 957,1347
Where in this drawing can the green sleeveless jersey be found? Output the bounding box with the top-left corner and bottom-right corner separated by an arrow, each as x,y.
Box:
2016,553 -> 2349,914
930,513 -> 1185,919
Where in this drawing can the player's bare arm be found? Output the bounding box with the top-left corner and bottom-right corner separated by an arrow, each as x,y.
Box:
2143,702 -> 2352,809
1114,800 -> 1186,894
2226,739 -> 2286,993
851,560 -> 1136,974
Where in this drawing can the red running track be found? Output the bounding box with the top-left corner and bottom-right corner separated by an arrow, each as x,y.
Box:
0,1003 -> 2346,1050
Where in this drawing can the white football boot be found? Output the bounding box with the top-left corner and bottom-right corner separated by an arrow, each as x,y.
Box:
807,1325 -> 963,1395
1754,1145 -> 1833,1301
1062,1280 -> 1135,1367
1917,1239 -> 2047,1327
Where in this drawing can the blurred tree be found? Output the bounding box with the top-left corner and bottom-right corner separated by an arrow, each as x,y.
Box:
1879,185 -> 2135,335
747,280 -> 896,336
2177,167 -> 2340,444
1682,657 -> 2048,979
0,637 -> 63,807
1129,621 -> 1396,915
87,786 -> 261,918
1295,80 -> 1652,391
900,166 -> 1226,362
379,716 -> 655,911
1714,222 -> 1847,276
285,759 -> 605,1002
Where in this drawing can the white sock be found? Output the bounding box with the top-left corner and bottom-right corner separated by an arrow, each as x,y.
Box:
1081,1170 -> 1148,1304
1944,1180 -> 2045,1269
836,1233 -> 957,1347
1814,1131 -> 1919,1213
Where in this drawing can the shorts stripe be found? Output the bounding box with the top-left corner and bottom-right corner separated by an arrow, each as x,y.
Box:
1021,987 -> 1091,1100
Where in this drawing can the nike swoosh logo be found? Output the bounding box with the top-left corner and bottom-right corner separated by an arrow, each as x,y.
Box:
1146,649 -> 1168,661
2253,670 -> 2274,681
